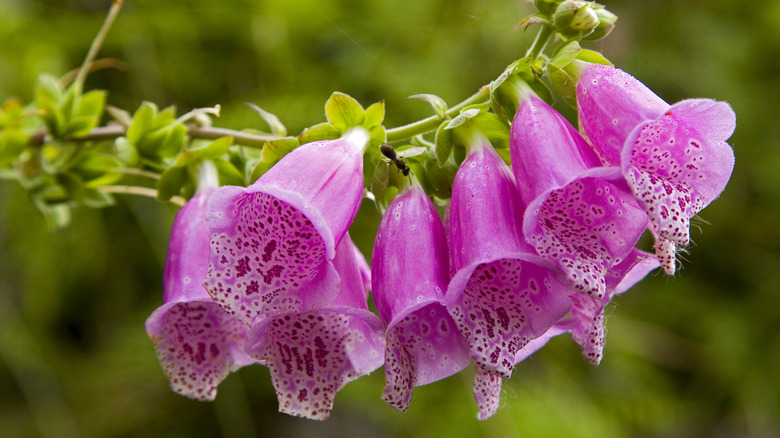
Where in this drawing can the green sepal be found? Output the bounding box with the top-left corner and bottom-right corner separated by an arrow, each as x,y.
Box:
368,125 -> 386,150
213,158 -> 245,187
156,164 -> 188,202
248,137 -> 299,183
407,94 -> 448,120
551,40 -> 582,68
127,102 -> 187,160
83,188 -> 115,208
0,129 -> 29,164
73,153 -> 123,188
549,64 -> 577,99
575,49 -> 613,66
325,92 -> 365,131
434,121 -> 454,166
247,103 -> 287,136
363,101 -> 385,128
298,122 -> 341,144
114,137 -> 139,166
374,185 -> 398,213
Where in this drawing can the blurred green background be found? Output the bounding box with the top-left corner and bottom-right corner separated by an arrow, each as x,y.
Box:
1,0 -> 778,437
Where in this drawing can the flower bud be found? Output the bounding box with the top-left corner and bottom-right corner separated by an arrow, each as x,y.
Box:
553,1 -> 599,38
583,7 -> 618,41
534,0 -> 563,16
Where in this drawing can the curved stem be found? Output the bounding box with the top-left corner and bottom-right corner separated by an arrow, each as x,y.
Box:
72,0 -> 123,95
526,24 -> 554,61
386,85 -> 490,142
99,185 -> 186,206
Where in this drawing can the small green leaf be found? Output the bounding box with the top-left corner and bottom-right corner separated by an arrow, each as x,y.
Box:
551,40 -> 582,68
127,102 -> 157,145
434,122 -> 454,166
247,103 -> 287,136
114,137 -> 139,166
0,129 -> 29,164
76,90 -> 106,118
83,188 -> 115,208
298,122 -> 341,144
368,125 -> 386,149
549,64 -> 576,99
213,158 -> 245,186
248,137 -> 299,183
325,92 -> 365,131
363,101 -> 385,127
157,165 -> 188,201
75,153 -> 123,188
407,94 -> 448,120
575,49 -> 613,66
202,136 -> 233,159
446,108 -> 480,130
106,105 -> 132,127
34,74 -> 63,106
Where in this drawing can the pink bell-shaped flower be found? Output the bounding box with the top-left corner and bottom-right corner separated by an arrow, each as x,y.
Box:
446,134 -> 572,419
372,183 -> 470,412
203,128 -> 370,324
243,233 -> 385,420
511,90 -> 648,299
576,63 -> 736,274
145,178 -> 254,401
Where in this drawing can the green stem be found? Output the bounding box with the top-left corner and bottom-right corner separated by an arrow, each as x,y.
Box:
99,185 -> 185,206
72,0 -> 123,96
527,24 -> 554,60
386,85 -> 490,142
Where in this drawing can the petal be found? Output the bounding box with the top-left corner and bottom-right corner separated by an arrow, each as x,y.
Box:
244,307 -> 385,420
204,189 -> 339,324
510,93 -> 602,204
382,302 -> 469,411
372,186 -> 450,324
622,100 -> 736,254
524,176 -> 647,298
447,256 -> 571,378
577,63 -> 669,165
145,300 -> 251,401
473,368 -> 502,421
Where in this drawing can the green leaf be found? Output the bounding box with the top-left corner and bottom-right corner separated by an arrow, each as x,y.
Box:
551,40 -> 582,68
248,137 -> 299,183
575,49 -> 613,66
157,165 -> 188,201
363,101 -> 385,127
408,94 -> 448,120
434,122 -> 454,166
298,122 -> 340,144
75,153 -> 123,188
213,158 -> 245,186
247,103 -> 287,136
76,90 -> 106,119
34,74 -> 63,106
127,102 -> 157,145
325,92 -> 365,131
0,129 -> 29,164
549,64 -> 577,99
83,188 -> 115,208
114,137 -> 139,166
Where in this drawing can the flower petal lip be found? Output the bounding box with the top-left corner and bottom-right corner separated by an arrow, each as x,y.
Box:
243,233 -> 385,420
371,185 -> 470,411
202,129 -> 369,324
146,189 -> 253,401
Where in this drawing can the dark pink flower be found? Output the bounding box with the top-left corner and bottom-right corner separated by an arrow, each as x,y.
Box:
372,184 -> 470,411
243,233 -> 385,420
203,128 -> 370,324
446,137 -> 572,419
511,92 -> 648,299
577,63 -> 736,274
145,189 -> 254,401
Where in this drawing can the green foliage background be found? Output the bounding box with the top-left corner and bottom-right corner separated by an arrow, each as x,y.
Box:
0,0 -> 778,437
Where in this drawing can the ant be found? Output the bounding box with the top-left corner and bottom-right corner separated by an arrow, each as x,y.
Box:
380,143 -> 411,176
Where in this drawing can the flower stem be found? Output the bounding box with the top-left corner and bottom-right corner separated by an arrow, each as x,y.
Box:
526,24 -> 554,60
386,85 -> 490,142
99,184 -> 186,206
73,0 -> 123,96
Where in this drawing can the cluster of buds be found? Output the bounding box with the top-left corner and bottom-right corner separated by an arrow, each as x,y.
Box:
145,60 -> 735,420
531,0 -> 617,41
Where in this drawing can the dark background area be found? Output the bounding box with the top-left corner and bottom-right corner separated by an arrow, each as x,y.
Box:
0,0 -> 778,436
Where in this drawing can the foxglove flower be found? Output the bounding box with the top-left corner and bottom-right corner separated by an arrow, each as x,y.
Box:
203,128 -> 370,324
446,137 -> 572,419
243,233 -> 385,420
372,184 -> 470,412
511,91 -> 648,299
576,63 -> 736,274
145,188 -> 254,401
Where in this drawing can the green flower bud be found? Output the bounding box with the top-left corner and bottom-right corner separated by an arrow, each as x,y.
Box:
583,7 -> 618,41
534,0 -> 563,17
553,1 -> 599,38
